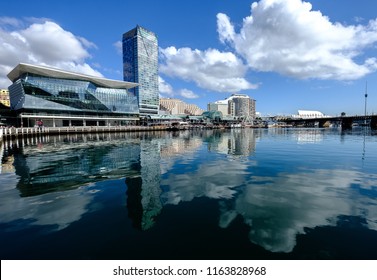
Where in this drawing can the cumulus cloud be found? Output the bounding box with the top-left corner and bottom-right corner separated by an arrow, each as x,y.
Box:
158,76 -> 174,96
113,40 -> 122,55
0,18 -> 102,88
179,88 -> 199,99
0,17 -> 23,28
159,46 -> 258,93
159,75 -> 200,99
217,0 -> 377,80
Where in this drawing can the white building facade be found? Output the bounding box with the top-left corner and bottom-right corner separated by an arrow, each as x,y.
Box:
292,110 -> 332,119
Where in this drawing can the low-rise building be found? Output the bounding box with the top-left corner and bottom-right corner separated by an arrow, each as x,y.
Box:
7,63 -> 140,127
0,89 -> 10,107
159,98 -> 203,116
208,93 -> 256,122
207,100 -> 228,116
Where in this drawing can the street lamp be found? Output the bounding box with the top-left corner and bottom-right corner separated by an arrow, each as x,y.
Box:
364,82 -> 368,125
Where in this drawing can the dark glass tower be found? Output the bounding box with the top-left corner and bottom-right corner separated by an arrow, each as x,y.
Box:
123,25 -> 159,115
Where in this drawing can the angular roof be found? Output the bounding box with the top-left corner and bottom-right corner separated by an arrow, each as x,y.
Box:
123,25 -> 157,40
7,63 -> 138,89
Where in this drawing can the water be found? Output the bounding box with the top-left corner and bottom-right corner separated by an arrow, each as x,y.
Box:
1,128 -> 377,259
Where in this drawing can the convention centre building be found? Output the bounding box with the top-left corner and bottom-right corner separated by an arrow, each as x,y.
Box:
7,63 -> 140,127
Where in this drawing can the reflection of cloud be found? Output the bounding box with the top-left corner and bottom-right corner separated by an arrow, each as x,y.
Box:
0,176 -> 95,231
161,160 -> 250,205
220,169 -> 377,253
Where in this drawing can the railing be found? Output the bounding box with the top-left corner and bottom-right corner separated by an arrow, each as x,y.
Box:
1,125 -> 168,139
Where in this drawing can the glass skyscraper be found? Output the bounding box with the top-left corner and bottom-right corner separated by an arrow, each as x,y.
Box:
123,25 -> 159,115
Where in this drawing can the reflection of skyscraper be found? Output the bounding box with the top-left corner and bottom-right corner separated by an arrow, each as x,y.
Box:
126,139 -> 162,230
126,176 -> 144,230
123,26 -> 159,116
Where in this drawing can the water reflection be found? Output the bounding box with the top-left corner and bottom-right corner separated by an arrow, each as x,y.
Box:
2,133 -> 143,197
1,128 -> 377,257
220,169 -> 377,252
126,137 -> 163,230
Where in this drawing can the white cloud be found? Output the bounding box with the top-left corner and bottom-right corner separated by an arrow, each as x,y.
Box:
217,13 -> 235,45
179,88 -> 199,99
158,76 -> 174,96
78,36 -> 98,50
217,0 -> 377,80
159,46 -> 258,93
0,18 -> 102,88
113,40 -> 122,55
0,17 -> 23,28
159,76 -> 199,99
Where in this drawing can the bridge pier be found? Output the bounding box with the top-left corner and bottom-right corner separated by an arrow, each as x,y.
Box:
318,120 -> 329,128
341,118 -> 353,130
371,116 -> 377,130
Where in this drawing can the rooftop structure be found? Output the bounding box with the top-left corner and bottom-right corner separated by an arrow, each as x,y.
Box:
8,63 -> 136,89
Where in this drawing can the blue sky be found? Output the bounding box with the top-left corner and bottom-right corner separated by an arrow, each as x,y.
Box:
1,0 -> 377,116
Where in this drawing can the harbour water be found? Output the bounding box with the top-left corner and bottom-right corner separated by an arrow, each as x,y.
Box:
1,128 -> 377,259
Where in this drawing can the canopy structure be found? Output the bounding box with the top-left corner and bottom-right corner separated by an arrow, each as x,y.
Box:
7,63 -> 138,89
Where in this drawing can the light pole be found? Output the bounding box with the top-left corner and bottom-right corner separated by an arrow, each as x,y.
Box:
364,82 -> 368,125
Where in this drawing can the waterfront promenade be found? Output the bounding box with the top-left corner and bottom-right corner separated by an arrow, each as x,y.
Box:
2,114 -> 376,140
1,125 -> 168,140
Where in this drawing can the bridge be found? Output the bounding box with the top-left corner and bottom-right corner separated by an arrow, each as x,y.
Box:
283,115 -> 377,129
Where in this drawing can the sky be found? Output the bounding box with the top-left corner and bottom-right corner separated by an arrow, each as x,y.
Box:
1,0 -> 377,116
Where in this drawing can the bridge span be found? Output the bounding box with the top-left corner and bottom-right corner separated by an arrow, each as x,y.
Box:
285,115 -> 377,129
